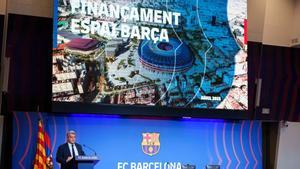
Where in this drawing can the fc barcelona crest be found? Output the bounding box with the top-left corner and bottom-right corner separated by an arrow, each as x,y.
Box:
141,133 -> 160,156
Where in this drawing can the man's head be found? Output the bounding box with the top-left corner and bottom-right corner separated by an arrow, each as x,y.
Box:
66,130 -> 76,144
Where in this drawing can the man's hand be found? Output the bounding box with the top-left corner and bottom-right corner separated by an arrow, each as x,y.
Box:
66,156 -> 73,163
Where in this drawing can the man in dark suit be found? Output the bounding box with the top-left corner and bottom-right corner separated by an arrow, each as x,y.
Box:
56,130 -> 85,169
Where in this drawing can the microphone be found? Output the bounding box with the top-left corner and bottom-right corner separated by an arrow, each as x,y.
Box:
83,144 -> 97,156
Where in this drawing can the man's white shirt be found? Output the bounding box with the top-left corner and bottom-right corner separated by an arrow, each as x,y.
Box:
68,143 -> 79,157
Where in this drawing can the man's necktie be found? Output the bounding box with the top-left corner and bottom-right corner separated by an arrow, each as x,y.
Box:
71,144 -> 77,169
72,144 -> 76,157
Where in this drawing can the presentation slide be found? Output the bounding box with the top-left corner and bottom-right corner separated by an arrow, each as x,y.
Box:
52,0 -> 248,110
13,112 -> 261,169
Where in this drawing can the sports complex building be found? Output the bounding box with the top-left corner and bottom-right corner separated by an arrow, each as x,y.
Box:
138,38 -> 194,73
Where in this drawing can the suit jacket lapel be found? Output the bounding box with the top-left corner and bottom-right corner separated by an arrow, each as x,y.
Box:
66,143 -> 72,157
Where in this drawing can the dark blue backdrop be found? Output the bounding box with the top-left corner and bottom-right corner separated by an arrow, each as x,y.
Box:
13,112 -> 262,169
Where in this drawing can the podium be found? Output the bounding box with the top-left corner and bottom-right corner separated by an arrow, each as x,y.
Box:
75,155 -> 100,169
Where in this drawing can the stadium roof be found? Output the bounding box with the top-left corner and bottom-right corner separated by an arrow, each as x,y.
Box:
138,38 -> 194,72
66,38 -> 100,51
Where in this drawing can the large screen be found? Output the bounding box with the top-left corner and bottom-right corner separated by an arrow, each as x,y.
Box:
52,0 -> 248,110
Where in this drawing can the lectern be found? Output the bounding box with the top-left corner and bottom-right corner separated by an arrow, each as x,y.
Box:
75,155 -> 99,169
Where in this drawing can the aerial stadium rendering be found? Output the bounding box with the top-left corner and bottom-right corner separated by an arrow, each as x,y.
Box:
138,39 -> 194,73
52,0 -> 248,110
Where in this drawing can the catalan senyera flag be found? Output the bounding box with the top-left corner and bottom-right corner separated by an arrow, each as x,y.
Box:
33,120 -> 53,169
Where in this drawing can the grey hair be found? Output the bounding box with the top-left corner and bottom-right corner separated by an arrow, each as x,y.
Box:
67,130 -> 76,136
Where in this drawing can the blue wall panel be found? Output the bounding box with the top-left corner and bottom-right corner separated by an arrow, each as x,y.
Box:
13,112 -> 262,169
